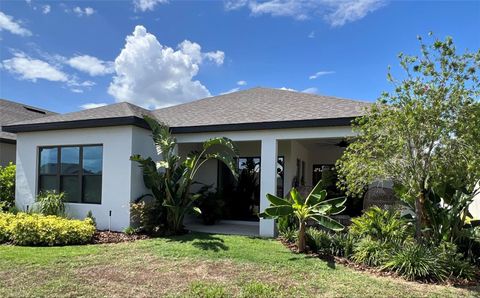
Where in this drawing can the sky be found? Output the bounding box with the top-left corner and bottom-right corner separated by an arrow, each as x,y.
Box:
0,0 -> 479,113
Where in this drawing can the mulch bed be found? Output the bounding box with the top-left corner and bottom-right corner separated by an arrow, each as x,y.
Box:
279,238 -> 480,287
92,231 -> 150,244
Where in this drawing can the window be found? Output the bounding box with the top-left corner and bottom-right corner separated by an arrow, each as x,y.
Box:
38,145 -> 103,204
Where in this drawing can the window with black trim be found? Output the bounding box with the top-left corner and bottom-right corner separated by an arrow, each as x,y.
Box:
38,145 -> 103,204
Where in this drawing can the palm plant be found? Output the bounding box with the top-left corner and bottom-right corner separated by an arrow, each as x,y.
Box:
260,181 -> 346,252
131,116 -> 238,234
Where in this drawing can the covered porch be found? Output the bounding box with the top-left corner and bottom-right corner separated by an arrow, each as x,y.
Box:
176,125 -> 354,237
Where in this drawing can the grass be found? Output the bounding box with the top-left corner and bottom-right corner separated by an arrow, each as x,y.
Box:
0,232 -> 478,297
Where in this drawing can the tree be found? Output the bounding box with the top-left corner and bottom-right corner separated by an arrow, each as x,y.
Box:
260,181 -> 346,252
336,34 -> 480,240
131,116 -> 238,234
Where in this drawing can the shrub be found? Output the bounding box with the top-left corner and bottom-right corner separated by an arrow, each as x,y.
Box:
86,210 -> 96,227
0,212 -> 95,246
0,163 -> 15,211
130,200 -> 165,234
0,212 -> 15,243
349,206 -> 412,242
279,226 -> 297,243
383,243 -> 447,282
306,227 -> 332,254
352,237 -> 390,267
123,226 -> 137,235
330,232 -> 356,258
36,191 -> 66,217
438,243 -> 475,280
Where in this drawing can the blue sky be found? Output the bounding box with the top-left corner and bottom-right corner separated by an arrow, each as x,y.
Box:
0,0 -> 479,113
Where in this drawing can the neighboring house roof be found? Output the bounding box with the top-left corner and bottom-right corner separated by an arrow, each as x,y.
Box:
0,99 -> 56,143
2,87 -> 372,134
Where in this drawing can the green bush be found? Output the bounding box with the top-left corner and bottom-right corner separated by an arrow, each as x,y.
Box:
36,191 -> 66,217
438,243 -> 475,280
279,226 -> 297,243
0,163 -> 15,211
383,243 -> 447,282
330,232 -> 356,258
350,206 -> 412,242
0,212 -> 95,246
306,227 -> 332,254
352,237 -> 391,267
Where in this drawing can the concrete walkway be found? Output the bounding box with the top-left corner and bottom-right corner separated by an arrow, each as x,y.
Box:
185,219 -> 260,237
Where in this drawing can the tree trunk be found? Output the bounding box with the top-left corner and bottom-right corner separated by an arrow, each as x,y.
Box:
298,221 -> 306,252
414,191 -> 428,241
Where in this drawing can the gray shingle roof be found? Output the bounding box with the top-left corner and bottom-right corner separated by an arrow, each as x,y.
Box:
2,88 -> 372,134
9,102 -> 153,126
153,87 -> 371,127
0,99 -> 56,141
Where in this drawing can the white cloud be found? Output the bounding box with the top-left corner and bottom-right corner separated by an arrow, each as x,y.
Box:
224,0 -> 385,26
302,87 -> 318,94
80,103 -> 108,109
133,0 -> 168,12
42,5 -> 51,14
278,87 -> 296,92
204,51 -> 225,65
67,55 -> 114,76
0,11 -> 32,36
220,87 -> 240,95
308,31 -> 315,38
1,52 -> 68,82
73,7 -> 96,17
108,25 -> 225,108
309,70 -> 335,79
237,80 -> 247,86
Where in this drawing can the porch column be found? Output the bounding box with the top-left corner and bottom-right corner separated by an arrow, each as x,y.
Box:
259,136 -> 277,237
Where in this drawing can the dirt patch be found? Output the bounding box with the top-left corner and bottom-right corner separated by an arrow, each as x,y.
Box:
92,231 -> 150,244
73,255 -> 298,297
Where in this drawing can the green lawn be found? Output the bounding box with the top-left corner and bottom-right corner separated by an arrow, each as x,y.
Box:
0,233 -> 478,297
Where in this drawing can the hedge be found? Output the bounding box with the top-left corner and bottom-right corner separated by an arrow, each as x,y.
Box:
0,212 -> 96,246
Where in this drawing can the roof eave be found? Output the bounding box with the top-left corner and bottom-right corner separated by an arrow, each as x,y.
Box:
2,116 -> 149,133
170,117 -> 356,134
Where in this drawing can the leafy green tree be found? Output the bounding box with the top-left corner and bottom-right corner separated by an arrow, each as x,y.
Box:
260,182 -> 346,252
0,163 -> 15,211
336,34 -> 480,240
131,116 -> 238,234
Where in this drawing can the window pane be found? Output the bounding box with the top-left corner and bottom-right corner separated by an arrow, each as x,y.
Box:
39,148 -> 57,174
61,176 -> 81,203
83,176 -> 102,204
39,176 -> 57,192
61,147 -> 80,174
83,146 -> 103,174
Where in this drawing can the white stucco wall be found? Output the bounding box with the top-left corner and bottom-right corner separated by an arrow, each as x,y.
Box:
471,183 -> 480,219
0,142 -> 16,166
14,126 -> 150,231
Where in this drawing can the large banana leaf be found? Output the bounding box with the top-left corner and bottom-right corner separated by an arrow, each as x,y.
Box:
266,194 -> 292,206
306,190 -> 327,206
263,205 -> 293,217
311,214 -> 344,231
203,137 -> 239,155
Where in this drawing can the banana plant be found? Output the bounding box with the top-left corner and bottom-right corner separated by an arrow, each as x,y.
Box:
131,116 -> 238,234
260,181 -> 346,252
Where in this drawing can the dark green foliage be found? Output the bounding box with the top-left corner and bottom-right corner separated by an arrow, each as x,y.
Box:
352,237 -> 391,267
305,227 -> 332,254
194,185 -> 224,225
279,226 -> 297,243
383,243 -> 447,282
349,206 -> 412,242
86,210 -> 96,227
0,163 -> 15,211
330,232 -> 356,258
437,243 -> 476,280
36,191 -> 66,217
123,226 -> 137,235
130,200 -> 165,234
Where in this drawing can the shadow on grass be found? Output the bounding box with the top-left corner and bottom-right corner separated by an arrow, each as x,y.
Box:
164,232 -> 229,252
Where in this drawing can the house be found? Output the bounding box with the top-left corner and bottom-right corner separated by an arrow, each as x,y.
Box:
0,99 -> 56,167
3,87 -> 373,236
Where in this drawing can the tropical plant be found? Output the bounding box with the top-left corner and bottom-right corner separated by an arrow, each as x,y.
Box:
131,116 -> 238,234
194,185 -> 225,225
352,237 -> 391,267
0,163 -> 15,211
349,206 -> 412,243
260,181 -> 346,252
36,191 -> 66,217
383,243 -> 447,282
306,227 -> 332,254
279,226 -> 297,243
330,232 -> 356,258
336,34 -> 480,241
